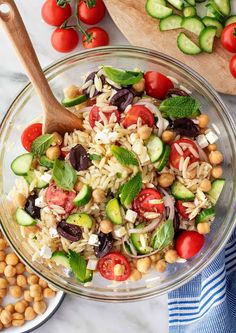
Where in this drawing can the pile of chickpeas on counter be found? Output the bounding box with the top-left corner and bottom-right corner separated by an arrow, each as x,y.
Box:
0,233 -> 57,329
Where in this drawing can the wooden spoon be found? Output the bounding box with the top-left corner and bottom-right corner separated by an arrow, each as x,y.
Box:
0,0 -> 83,134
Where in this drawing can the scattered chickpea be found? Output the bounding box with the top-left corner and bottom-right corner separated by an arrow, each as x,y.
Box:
0,290 -> 7,298
23,290 -> 33,303
5,252 -> 19,266
43,288 -> 56,298
12,312 -> 25,327
156,259 -> 167,273
0,239 -> 7,251
129,269 -> 142,282
46,145 -> 61,161
0,310 -> 12,325
209,150 -> 223,165
34,295 -> 44,302
15,263 -> 25,275
161,130 -> 175,143
29,285 -> 42,298
4,265 -> 16,278
38,278 -> 48,289
114,264 -> 125,277
198,114 -> 209,128
51,132 -> 63,146
0,251 -> 5,262
9,285 -> 22,299
3,323 -> 11,328
33,301 -> 47,315
7,277 -> 16,286
27,274 -> 39,286
16,275 -> 27,288
199,179 -> 212,192
15,301 -> 27,314
207,144 -> 217,152
211,166 -> 223,179
0,263 -> 6,274
5,304 -> 15,314
165,250 -> 178,264
100,219 -> 113,234
25,307 -> 36,321
158,173 -> 175,188
63,85 -> 80,99
136,257 -> 152,274
150,253 -> 161,262
197,222 -> 211,235
92,189 -> 106,203
21,300 -> 29,308
74,179 -> 82,192
0,278 -> 8,289
13,193 -> 27,208
25,267 -> 34,274
137,126 -> 152,140
132,78 -> 145,93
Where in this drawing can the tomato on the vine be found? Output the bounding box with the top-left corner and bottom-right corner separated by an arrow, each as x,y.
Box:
221,23 -> 236,53
123,105 -> 155,128
98,253 -> 131,281
41,0 -> 72,27
51,28 -> 79,53
83,27 -> 109,49
133,189 -> 164,219
144,71 -> 174,100
89,105 -> 120,128
176,230 -> 205,259
230,55 -> 236,79
169,138 -> 199,170
21,123 -> 43,152
78,0 -> 106,25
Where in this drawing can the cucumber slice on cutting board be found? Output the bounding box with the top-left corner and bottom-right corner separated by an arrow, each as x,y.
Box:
171,181 -> 195,201
202,17 -> 223,38
166,0 -> 184,10
106,198 -> 123,225
213,0 -> 231,16
225,16 -> 236,26
207,179 -> 225,204
145,135 -> 164,163
160,15 -> 183,31
195,207 -> 215,224
177,32 -> 202,55
15,208 -> 37,226
146,0 -> 173,19
183,6 -> 197,18
199,26 -> 217,53
66,213 -> 93,228
11,153 -> 33,176
181,16 -> 205,36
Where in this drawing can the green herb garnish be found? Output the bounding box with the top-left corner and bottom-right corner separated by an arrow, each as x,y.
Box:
151,219 -> 174,250
111,145 -> 139,166
120,172 -> 142,208
52,159 -> 77,191
69,250 -> 87,283
159,96 -> 201,119
31,134 -> 54,156
103,67 -> 143,86
89,154 -> 102,161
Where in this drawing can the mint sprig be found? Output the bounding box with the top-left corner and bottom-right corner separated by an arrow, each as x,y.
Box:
111,145 -> 139,166
120,172 -> 142,208
159,96 -> 201,119
31,134 -> 54,156
103,67 -> 143,86
68,250 -> 87,283
151,219 -> 174,250
52,159 -> 77,191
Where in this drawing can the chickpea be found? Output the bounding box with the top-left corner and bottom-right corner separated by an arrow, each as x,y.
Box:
24,290 -> 33,303
10,286 -> 22,299
199,179 -> 212,192
34,295 -> 44,302
45,145 -> 61,161
43,288 -> 56,298
5,253 -> 19,266
211,166 -> 223,179
100,219 -> 113,234
12,313 -> 25,327
74,179 -> 82,192
0,278 -> 8,289
13,193 -> 27,208
15,301 -> 27,314
48,284 -> 58,292
137,126 -> 152,140
51,132 -> 63,146
29,284 -> 42,298
26,266 -> 34,274
7,277 -> 16,286
114,264 -> 125,277
16,274 -> 27,288
158,173 -> 175,188
165,249 -> 178,264
5,304 -> 15,314
0,290 -> 6,298
15,263 -> 25,275
27,274 -> 39,285
33,301 -> 47,315
156,259 -> 167,273
161,130 -> 175,143
38,278 -> 48,289
136,257 -> 151,274
92,189 -> 106,203
132,78 -> 145,93
4,265 -> 16,278
198,114 -> 209,128
129,268 -> 142,282
0,251 -> 5,262
21,300 -> 29,308
0,263 -> 6,275
25,307 -> 37,321
0,310 -> 12,325
0,239 -> 7,251
209,150 -> 223,165
3,323 -> 11,328
207,144 -> 217,152
63,85 -> 80,99
197,222 -> 211,235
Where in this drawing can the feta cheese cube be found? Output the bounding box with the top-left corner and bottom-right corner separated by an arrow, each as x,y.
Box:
125,209 -> 137,223
113,226 -> 127,238
132,141 -> 143,155
88,234 -> 99,246
163,119 -> 169,131
35,196 -> 44,208
196,134 -> 208,149
40,173 -> 52,183
40,245 -> 52,259
139,150 -> 150,164
95,130 -> 110,144
108,132 -> 119,142
49,227 -> 59,238
87,259 -> 98,270
130,133 -> 138,144
205,130 -> 219,144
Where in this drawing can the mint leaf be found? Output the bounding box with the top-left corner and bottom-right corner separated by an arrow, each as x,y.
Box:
120,172 -> 142,208
52,159 -> 77,191
111,145 -> 139,166
68,250 -> 87,283
31,134 -> 54,156
159,96 -> 201,119
151,219 -> 174,250
103,67 -> 143,86
89,153 -> 102,161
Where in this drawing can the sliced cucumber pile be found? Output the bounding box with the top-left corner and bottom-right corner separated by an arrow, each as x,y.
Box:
199,26 -> 217,53
181,17 -> 205,36
177,33 -> 202,55
160,15 -> 182,31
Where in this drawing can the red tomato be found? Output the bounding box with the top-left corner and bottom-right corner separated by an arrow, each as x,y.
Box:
41,0 -> 72,27
133,189 -> 164,219
176,201 -> 189,220
83,27 -> 109,49
78,0 -> 106,25
144,71 -> 174,100
46,183 -> 76,214
21,123 -> 43,152
89,105 -> 120,128
221,23 -> 236,53
170,138 -> 199,170
230,55 -> 236,79
97,252 -> 131,281
51,28 -> 79,53
123,105 -> 155,128
176,230 -> 205,259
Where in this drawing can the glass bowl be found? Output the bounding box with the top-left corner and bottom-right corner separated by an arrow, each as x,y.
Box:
0,46 -> 235,302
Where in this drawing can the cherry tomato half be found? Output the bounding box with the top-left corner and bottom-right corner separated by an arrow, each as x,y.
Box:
41,0 -> 72,27
78,0 -> 106,25
169,138 -> 199,170
89,105 -> 120,128
46,183 -> 76,214
144,71 -> 174,100
176,230 -> 205,259
123,105 -> 155,128
176,201 -> 189,220
97,252 -> 131,281
133,189 -> 164,219
83,27 -> 109,49
221,23 -> 236,53
51,28 -> 79,53
21,123 -> 43,152
230,55 -> 236,79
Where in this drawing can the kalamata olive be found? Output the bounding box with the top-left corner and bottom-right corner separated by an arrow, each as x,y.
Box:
173,210 -> 180,234
69,144 -> 90,171
172,118 -> 199,138
57,220 -> 82,242
165,88 -> 189,98
25,194 -> 41,220
110,89 -> 134,111
94,232 -> 113,258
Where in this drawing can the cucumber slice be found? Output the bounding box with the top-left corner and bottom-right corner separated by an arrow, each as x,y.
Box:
24,171 -> 48,189
61,94 -> 87,107
177,32 -> 202,55
207,179 -> 225,204
39,155 -> 54,169
166,0 -> 184,10
106,198 -> 123,225
155,144 -> 170,172
79,269 -> 93,283
66,213 -> 93,228
195,207 -> 215,224
160,15 -> 183,31
51,251 -> 70,269
145,135 -> 164,163
199,26 -> 217,53
171,181 -> 195,201
202,17 -> 223,37
146,0 -> 173,19
225,16 -> 236,26
183,6 -> 197,18
185,0 -> 195,5
73,184 -> 92,207
130,223 -> 150,254
11,153 -> 33,176
15,208 -> 36,226
206,2 -> 225,23
213,0 -> 230,16
181,17 -> 205,36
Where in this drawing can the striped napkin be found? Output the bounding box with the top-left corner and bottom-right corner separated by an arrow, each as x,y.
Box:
168,228 -> 236,333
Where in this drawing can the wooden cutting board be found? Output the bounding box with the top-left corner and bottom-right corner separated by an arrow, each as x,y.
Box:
104,0 -> 236,95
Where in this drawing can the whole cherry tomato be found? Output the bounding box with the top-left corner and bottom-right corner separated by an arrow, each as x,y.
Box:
98,252 -> 131,281
123,105 -> 155,128
221,23 -> 236,53
176,230 -> 205,259
21,123 -> 43,152
144,71 -> 174,100
51,28 -> 79,53
83,27 -> 109,49
41,0 -> 72,27
78,0 -> 106,25
229,55 -> 236,79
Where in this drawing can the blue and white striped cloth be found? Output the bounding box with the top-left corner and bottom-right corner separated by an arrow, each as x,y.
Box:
168,228 -> 236,333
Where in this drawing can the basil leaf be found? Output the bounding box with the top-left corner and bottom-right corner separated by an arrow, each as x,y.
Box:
159,96 -> 201,119
120,172 -> 142,208
31,134 -> 54,156
52,159 -> 77,191
89,153 -> 102,161
151,219 -> 174,250
68,250 -> 87,283
111,145 -> 139,166
103,67 -> 143,86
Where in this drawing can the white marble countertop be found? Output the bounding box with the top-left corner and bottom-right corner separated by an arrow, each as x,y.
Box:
0,1 -> 235,332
